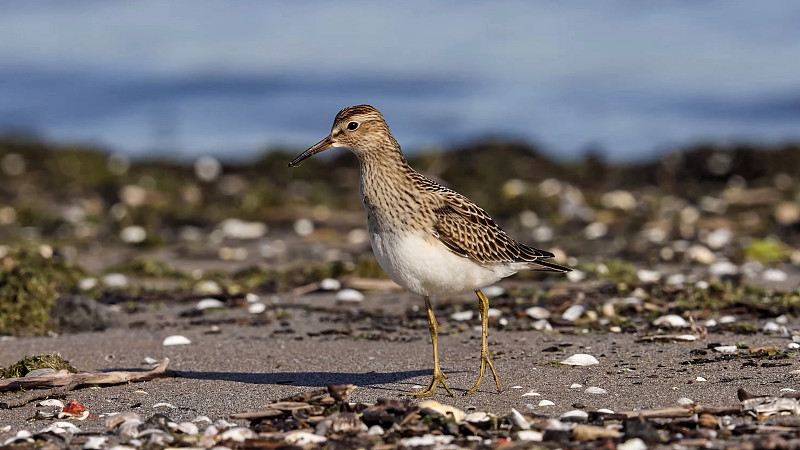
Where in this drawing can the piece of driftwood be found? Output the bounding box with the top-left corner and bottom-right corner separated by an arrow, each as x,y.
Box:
0,358 -> 173,393
619,404 -> 741,418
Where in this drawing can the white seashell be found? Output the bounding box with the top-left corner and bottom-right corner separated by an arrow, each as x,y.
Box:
618,438 -> 648,450
597,408 -> 615,414
499,317 -> 509,326
284,430 -> 326,445
510,385 -> 523,389
515,430 -> 543,441
763,321 -> 781,333
780,388 -> 797,393
177,422 -> 199,434
653,314 -> 688,328
509,408 -> 530,430
677,397 -> 695,405
718,315 -> 736,324
525,306 -> 550,320
538,400 -> 555,407
102,273 -> 129,287
196,298 -> 225,310
569,383 -> 583,389
788,343 -> 800,350
585,386 -> 607,395
483,285 -> 505,298
714,346 -> 738,354
194,280 -> 222,295
561,410 -> 589,420
696,376 -> 708,382
450,310 -> 473,321
248,302 -> 266,314
120,225 -> 147,243
83,436 -> 108,449
399,434 -> 454,447
3,430 -> 33,446
38,399 -> 65,408
220,427 -> 255,443
776,314 -> 789,324
320,278 -> 341,291
335,288 -> 364,303
367,424 -> 384,435
709,260 -> 738,277
464,411 -> 491,424
763,269 -> 788,282
143,357 -> 158,365
41,422 -> 80,434
560,354 -> 599,366
79,277 -> 98,291
666,274 -> 686,285
566,269 -> 586,282
153,402 -> 176,409
636,269 -> 661,283
704,318 -> 718,327
522,390 -> 540,397
562,304 -> 586,322
163,335 -> 191,346
532,319 -> 552,331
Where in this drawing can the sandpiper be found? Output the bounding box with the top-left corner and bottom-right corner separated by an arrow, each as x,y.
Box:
289,105 -> 570,397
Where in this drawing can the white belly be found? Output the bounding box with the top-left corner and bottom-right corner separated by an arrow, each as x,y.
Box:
369,230 -> 521,297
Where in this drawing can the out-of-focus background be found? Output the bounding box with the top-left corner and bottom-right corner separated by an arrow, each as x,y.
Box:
2,1 -> 800,161
1,2 -> 799,338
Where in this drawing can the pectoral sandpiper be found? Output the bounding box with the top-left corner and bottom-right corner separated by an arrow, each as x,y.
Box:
289,105 -> 571,397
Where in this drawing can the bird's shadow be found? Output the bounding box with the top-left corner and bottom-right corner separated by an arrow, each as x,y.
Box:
172,369 -> 441,389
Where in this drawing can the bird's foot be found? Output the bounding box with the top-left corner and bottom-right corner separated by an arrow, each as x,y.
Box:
464,351 -> 501,396
404,370 -> 453,398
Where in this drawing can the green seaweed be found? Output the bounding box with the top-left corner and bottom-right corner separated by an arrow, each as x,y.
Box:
0,352 -> 78,379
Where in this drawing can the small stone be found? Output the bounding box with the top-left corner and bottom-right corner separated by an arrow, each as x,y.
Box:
566,269 -> 586,282
143,357 -> 158,365
788,343 -> 800,350
515,430 -> 543,441
686,245 -> 716,265
709,260 -> 738,277
335,288 -> 364,303
636,269 -> 661,283
560,354 -> 599,366
618,438 -> 648,450
367,425 -> 384,435
696,376 -> 708,382
525,306 -> 550,320
763,269 -> 788,282
102,273 -> 129,288
532,319 -> 552,331
293,218 -> 314,237
676,397 -> 695,405
585,386 -> 607,395
78,277 -> 98,291
653,314 -> 688,328
718,315 -> 737,324
196,298 -> 225,310
562,304 -> 586,322
163,335 -> 192,346
482,285 -> 504,297
451,310 -> 474,321
248,302 -> 266,314
763,321 -> 781,333
704,228 -> 732,249
120,225 -> 147,243
320,278 -> 341,291
713,346 -> 738,354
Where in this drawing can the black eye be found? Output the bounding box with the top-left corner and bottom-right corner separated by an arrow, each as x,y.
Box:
347,121 -> 359,131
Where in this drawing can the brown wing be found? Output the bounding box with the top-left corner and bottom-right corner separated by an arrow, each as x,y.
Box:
412,173 -> 567,271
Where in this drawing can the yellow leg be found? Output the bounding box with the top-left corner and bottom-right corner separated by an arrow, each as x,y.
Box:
405,296 -> 453,397
465,289 -> 502,395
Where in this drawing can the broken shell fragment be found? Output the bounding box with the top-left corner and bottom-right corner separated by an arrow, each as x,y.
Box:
560,354 -> 599,366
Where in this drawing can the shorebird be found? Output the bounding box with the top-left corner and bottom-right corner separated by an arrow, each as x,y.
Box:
289,105 -> 570,397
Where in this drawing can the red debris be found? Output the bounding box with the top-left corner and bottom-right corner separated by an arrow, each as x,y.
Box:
62,400 -> 88,415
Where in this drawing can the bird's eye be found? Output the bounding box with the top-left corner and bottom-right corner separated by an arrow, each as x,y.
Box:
347,121 -> 359,131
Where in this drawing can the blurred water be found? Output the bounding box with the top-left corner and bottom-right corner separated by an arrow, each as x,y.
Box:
1,1 -> 799,161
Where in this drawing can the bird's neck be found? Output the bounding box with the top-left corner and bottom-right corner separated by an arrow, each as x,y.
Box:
357,145 -> 425,231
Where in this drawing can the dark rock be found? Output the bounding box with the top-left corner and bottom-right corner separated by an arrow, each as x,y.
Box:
51,295 -> 121,333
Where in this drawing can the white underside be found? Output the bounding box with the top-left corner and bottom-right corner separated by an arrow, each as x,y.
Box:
369,230 -> 525,297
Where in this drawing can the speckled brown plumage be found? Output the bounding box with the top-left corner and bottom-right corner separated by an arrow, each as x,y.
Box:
290,104 -> 571,397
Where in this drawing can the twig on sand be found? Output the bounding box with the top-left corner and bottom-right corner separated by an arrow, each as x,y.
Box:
0,358 -> 173,408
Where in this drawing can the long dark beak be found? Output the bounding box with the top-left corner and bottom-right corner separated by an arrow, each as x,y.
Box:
288,135 -> 336,167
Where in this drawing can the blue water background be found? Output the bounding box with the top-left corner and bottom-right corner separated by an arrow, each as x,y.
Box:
1,1 -> 799,161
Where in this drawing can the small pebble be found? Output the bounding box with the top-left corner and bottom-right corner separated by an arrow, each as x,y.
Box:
763,321 -> 780,333
320,278 -> 341,291
585,386 -> 607,395
562,304 -> 586,322
163,335 -> 192,346
335,289 -> 364,303
451,310 -> 474,321
248,302 -> 267,314
367,425 -> 384,436
196,298 -> 225,310
560,354 -> 599,366
525,306 -> 550,320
